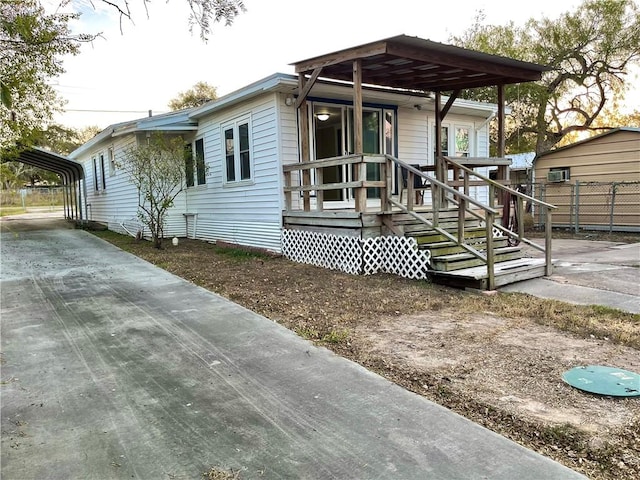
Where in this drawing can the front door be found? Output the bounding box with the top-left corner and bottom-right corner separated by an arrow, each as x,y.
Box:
313,103 -> 394,204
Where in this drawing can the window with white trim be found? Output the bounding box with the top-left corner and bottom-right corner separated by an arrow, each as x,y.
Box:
223,117 -> 252,183
108,147 -> 116,176
195,138 -> 206,185
184,143 -> 194,187
432,123 -> 473,161
184,139 -> 206,187
92,156 -> 99,192
99,152 -> 107,190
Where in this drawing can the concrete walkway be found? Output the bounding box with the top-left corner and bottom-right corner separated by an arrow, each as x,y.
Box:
500,238 -> 640,314
0,215 -> 586,479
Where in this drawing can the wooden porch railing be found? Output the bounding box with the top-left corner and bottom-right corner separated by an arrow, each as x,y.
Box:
282,154 -> 557,289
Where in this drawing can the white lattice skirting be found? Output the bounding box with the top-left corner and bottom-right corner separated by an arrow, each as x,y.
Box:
282,230 -> 431,280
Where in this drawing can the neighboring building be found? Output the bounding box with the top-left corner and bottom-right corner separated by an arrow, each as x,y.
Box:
507,152 -> 535,187
70,72 -> 498,252
533,128 -> 640,231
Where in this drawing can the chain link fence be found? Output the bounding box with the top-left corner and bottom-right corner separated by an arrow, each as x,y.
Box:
526,181 -> 640,233
1,186 -> 66,209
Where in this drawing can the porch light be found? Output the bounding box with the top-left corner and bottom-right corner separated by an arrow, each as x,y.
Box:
316,113 -> 330,121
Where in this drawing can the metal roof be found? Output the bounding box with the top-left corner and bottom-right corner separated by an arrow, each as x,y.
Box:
16,147 -> 84,183
291,34 -> 549,92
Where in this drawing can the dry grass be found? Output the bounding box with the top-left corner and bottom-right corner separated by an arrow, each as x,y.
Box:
202,467 -> 242,479
92,229 -> 640,480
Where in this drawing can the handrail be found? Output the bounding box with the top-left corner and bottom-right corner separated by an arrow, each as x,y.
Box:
387,155 -> 499,215
389,154 -> 556,288
388,197 -> 488,262
443,156 -> 556,210
281,153 -> 556,288
442,156 -> 556,278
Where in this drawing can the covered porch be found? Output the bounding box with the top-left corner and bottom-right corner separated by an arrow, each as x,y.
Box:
283,35 -> 555,290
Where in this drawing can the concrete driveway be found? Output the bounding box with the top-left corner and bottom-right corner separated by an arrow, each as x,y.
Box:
501,238 -> 640,313
0,215 -> 585,479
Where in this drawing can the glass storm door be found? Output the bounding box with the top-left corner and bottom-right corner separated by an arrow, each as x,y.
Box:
314,104 -> 390,202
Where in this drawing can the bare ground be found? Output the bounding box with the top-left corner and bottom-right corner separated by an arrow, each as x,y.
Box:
92,230 -> 640,480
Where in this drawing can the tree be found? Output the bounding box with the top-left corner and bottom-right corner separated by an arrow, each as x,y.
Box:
168,81 -> 218,110
119,134 -> 190,248
2,0 -> 244,155
103,0 -> 245,41
451,0 -> 640,154
0,0 -> 94,152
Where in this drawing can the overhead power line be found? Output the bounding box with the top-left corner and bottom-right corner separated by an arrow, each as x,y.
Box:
64,109 -> 169,114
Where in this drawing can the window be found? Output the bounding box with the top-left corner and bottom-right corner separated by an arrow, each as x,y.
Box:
108,147 -> 116,176
455,127 -> 469,157
223,117 -> 252,183
195,138 -> 206,185
92,156 -> 99,192
99,153 -> 107,190
184,143 -> 194,187
433,124 -> 473,161
433,126 -> 449,159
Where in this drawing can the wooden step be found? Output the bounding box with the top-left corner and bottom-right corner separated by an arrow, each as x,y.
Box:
391,208 -> 462,223
431,246 -> 523,271
429,258 -> 549,290
422,236 -> 510,256
410,226 -> 487,244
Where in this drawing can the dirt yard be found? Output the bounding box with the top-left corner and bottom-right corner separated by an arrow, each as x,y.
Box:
94,230 -> 640,480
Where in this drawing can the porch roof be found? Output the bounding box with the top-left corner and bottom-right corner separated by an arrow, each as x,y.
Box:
291,35 -> 548,92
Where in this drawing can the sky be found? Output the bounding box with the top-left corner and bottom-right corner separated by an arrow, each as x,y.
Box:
45,0 -> 637,130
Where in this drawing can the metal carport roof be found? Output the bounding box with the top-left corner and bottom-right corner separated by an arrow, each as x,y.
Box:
11,146 -> 86,221
15,147 -> 84,182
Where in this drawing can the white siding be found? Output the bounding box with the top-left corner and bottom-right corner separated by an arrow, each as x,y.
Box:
77,134 -> 186,239
397,107 -> 429,165
185,92 -> 284,252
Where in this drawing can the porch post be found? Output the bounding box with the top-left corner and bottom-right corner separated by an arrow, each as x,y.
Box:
497,84 -> 510,217
353,59 -> 366,212
434,90 -> 445,208
298,74 -> 311,211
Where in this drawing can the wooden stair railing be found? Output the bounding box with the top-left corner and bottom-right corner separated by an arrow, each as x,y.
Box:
385,155 -> 557,290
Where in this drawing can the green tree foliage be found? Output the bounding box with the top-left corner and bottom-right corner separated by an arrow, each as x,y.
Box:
0,0 -> 94,152
168,81 -> 218,110
104,0 -> 245,41
2,0 -> 244,155
451,0 -> 640,154
120,134 -> 190,248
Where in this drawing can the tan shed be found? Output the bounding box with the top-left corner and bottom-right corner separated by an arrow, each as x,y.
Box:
533,128 -> 640,231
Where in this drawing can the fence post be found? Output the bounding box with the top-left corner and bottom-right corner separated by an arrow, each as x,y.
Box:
540,183 -> 546,230
609,182 -> 617,233
574,181 -> 580,234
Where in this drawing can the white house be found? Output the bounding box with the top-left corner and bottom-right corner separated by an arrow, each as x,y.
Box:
69,35 -> 554,290
70,72 -> 497,251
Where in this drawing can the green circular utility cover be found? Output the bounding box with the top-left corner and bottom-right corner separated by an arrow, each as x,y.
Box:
562,365 -> 640,397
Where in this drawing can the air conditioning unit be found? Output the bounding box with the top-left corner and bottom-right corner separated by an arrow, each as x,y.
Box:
547,170 -> 569,182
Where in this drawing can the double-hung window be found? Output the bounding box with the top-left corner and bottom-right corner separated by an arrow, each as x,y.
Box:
184,143 -> 194,187
223,117 -> 252,184
92,156 -> 99,192
184,139 -> 206,187
99,152 -> 107,190
108,147 -> 116,176
195,138 -> 206,185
